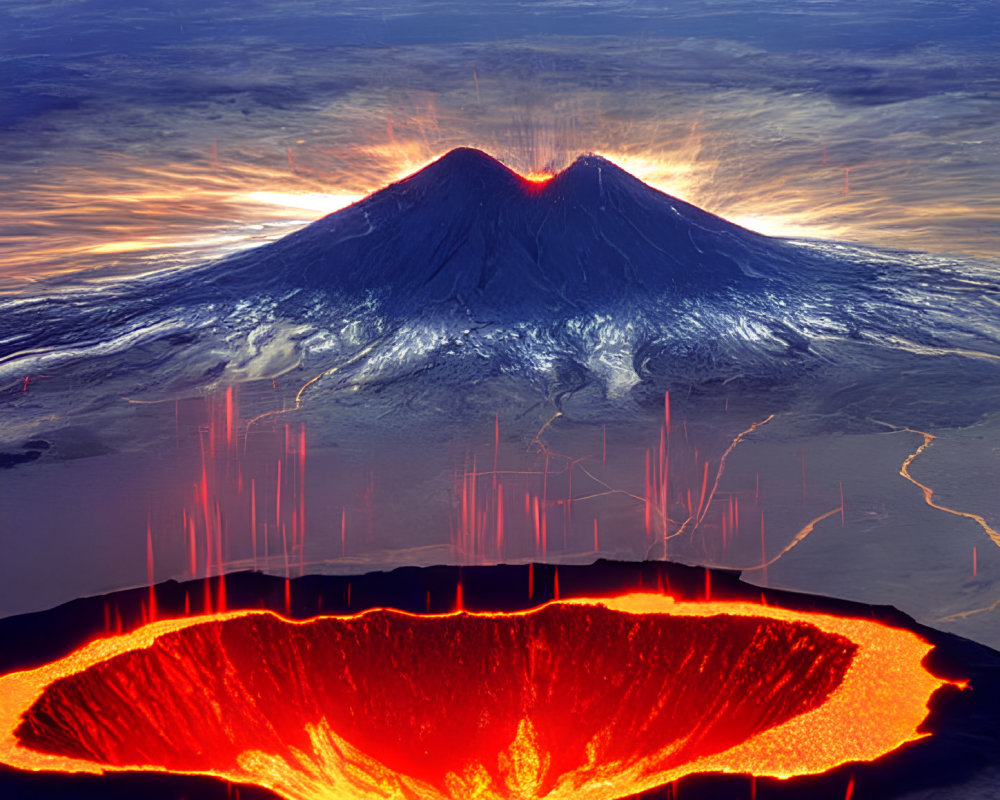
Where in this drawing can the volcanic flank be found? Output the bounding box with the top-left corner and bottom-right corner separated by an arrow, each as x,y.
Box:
2,145 -> 997,449
211,148 -> 820,316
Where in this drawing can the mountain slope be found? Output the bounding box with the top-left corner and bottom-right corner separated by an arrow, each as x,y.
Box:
212,148 -> 811,316
3,147 -> 997,436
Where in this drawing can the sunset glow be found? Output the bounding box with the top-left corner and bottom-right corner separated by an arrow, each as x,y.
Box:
4,127 -> 997,293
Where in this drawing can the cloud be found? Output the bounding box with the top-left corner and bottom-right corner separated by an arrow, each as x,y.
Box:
1,1 -> 998,290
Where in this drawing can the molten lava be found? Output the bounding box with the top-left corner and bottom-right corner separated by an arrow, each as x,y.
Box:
0,595 -> 945,800
522,171 -> 555,183
519,170 -> 555,193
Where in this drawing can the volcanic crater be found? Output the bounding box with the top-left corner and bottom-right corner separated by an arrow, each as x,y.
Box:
2,595 -> 944,800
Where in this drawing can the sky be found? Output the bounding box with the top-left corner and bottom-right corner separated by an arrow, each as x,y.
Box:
1,0 -> 999,291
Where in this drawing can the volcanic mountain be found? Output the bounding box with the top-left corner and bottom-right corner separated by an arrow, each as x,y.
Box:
213,147 -> 816,317
2,146 -> 994,436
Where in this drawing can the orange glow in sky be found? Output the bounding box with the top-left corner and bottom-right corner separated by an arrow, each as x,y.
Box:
2,114 -> 997,293
522,171 -> 555,183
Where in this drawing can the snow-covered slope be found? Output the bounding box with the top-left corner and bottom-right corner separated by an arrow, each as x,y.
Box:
1,148 -> 998,433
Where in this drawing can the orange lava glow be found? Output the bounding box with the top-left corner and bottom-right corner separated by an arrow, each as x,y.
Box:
522,171 -> 555,183
0,595 -> 946,800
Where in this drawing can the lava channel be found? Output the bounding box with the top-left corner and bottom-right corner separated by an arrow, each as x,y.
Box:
0,594 -> 946,800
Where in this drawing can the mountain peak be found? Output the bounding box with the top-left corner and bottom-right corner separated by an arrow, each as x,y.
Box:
400,149 -> 640,197
565,152 -> 619,171
224,146 -> 780,316
555,152 -> 642,190
430,147 -> 511,172
404,148 -> 520,192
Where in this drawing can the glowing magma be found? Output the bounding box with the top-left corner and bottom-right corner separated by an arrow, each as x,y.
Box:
0,595 -> 945,800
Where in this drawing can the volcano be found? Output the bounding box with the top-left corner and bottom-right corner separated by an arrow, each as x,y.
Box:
210,148 -> 831,318
3,145 -> 994,427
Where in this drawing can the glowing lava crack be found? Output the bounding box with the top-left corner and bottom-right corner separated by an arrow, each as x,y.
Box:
0,595 -> 945,800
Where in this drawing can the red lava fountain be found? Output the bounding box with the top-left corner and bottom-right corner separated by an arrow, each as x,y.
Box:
1,595 -> 945,800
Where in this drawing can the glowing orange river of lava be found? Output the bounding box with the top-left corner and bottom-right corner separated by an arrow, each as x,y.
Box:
0,595 -> 946,800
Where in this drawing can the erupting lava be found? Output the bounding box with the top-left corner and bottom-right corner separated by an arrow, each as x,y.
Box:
1,595 -> 945,800
522,171 -> 555,183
